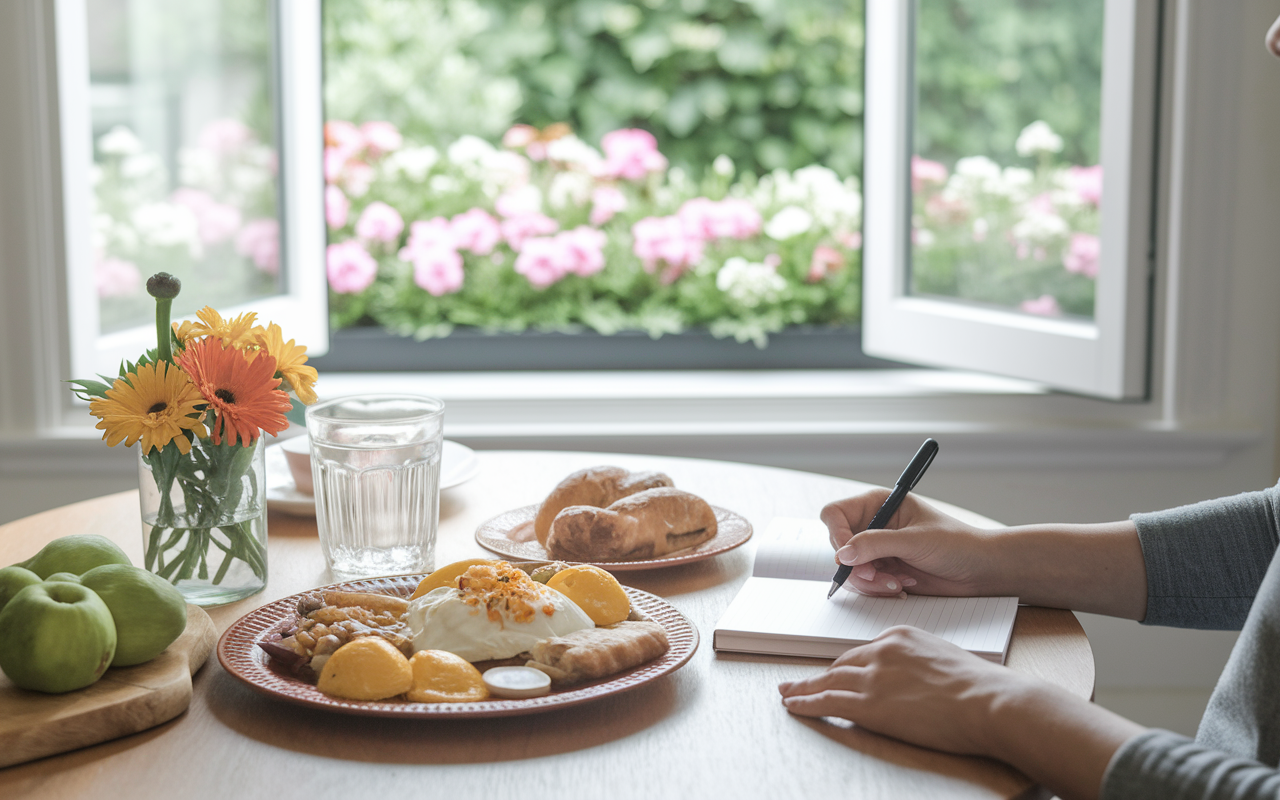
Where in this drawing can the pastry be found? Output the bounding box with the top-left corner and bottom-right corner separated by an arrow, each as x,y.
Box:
525,620 -> 669,685
533,466 -> 674,545
546,486 -> 718,561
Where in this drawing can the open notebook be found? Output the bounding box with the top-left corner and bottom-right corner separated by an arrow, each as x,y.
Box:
713,518 -> 1018,663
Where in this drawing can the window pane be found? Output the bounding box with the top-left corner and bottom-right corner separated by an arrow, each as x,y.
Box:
87,0 -> 282,334
909,0 -> 1104,321
320,0 -> 864,348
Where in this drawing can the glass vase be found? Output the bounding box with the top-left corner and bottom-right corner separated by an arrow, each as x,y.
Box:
137,436 -> 269,606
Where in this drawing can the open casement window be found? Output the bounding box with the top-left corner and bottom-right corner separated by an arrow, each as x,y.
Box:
57,0 -> 327,380
862,0 -> 1160,400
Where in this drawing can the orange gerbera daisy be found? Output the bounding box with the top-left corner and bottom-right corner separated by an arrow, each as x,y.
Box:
176,336 -> 292,445
255,322 -> 319,405
172,306 -> 263,350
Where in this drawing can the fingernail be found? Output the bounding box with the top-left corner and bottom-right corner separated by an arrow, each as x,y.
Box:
854,565 -> 876,581
885,580 -> 898,591
836,546 -> 857,565
902,577 -> 917,587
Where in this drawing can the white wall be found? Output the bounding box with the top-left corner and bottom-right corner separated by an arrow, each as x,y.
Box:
2,0 -> 1280,739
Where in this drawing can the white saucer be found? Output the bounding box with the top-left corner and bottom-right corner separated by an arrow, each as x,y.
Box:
265,438 -> 481,517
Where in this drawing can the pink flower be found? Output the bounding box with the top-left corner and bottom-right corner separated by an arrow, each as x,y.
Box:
355,201 -> 404,243
235,218 -> 279,274
326,240 -> 377,294
1020,294 -> 1062,317
325,185 -> 350,229
911,156 -> 948,192
590,185 -> 628,226
501,213 -> 559,250
631,215 -> 704,278
557,226 -> 608,277
360,121 -> 402,156
410,246 -> 465,296
807,245 -> 845,282
678,197 -> 762,240
838,231 -> 863,250
599,129 -> 667,181
324,120 -> 365,153
342,162 -> 376,197
502,124 -> 539,149
514,236 -> 573,288
450,208 -> 501,255
324,146 -> 348,184
400,217 -> 456,256
1063,232 -> 1100,278
1068,165 -> 1103,206
197,119 -> 254,156
1028,192 -> 1057,216
95,257 -> 141,298
924,193 -> 969,224
171,189 -> 241,244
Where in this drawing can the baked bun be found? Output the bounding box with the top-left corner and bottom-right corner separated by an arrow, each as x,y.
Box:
546,487 -> 718,561
533,466 -> 674,546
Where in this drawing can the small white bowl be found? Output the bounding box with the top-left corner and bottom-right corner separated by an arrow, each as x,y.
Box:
279,435 -> 313,495
482,666 -> 551,699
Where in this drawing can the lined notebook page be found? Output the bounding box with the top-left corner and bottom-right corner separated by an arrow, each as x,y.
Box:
715,577 -> 1018,661
752,517 -> 843,582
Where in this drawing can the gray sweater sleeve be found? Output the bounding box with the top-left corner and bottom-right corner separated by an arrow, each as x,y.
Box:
1131,485 -> 1280,629
1102,730 -> 1280,799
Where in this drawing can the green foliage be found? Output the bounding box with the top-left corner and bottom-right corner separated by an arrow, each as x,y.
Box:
915,0 -> 1105,167
325,0 -> 866,181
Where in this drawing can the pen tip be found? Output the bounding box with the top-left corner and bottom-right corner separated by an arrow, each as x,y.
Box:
826,583 -> 838,599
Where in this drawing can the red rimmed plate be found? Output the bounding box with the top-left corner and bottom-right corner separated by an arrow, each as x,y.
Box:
475,504 -> 752,571
217,575 -> 698,718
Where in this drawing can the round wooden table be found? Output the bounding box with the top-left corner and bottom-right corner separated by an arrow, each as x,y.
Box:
0,450 -> 1090,799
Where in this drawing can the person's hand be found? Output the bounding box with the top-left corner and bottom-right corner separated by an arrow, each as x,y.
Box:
821,490 -> 991,597
777,626 -> 1024,756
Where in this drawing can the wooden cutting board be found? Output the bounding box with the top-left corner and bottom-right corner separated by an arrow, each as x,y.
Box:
0,604 -> 217,768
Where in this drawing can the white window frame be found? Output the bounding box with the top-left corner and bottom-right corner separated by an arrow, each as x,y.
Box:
862,0 -> 1161,400
55,0 -> 328,382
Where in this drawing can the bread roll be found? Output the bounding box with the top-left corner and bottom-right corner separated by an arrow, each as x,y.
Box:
525,621 -> 669,685
546,487 -> 718,561
533,466 -> 674,546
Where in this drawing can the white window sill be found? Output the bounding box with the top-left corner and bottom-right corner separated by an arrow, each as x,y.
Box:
7,369 -> 1259,477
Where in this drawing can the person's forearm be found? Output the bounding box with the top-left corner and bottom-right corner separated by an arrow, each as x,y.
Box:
979,521 -> 1148,620
981,678 -> 1145,800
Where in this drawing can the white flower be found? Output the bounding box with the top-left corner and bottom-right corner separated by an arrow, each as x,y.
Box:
548,171 -> 593,209
545,136 -> 602,170
764,206 -> 814,240
120,153 -> 164,181
915,228 -> 936,248
955,156 -> 1002,182
429,174 -> 461,194
448,135 -> 498,165
384,145 -> 439,182
131,202 -> 202,258
479,150 -> 530,196
178,148 -> 220,189
1012,209 -> 1069,242
1015,121 -> 1064,157
716,256 -> 787,307
98,126 -> 143,156
713,154 -> 735,178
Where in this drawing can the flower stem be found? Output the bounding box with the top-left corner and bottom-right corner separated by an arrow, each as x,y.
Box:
155,297 -> 173,363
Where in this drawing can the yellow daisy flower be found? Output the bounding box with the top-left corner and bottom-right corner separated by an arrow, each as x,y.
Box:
89,361 -> 209,454
255,322 -> 319,405
172,306 -> 263,350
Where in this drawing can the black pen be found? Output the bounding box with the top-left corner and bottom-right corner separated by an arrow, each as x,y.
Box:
827,438 -> 939,599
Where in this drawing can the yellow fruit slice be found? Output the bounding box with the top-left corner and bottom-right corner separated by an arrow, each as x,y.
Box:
546,565 -> 630,626
407,650 -> 489,703
317,637 -> 413,701
411,558 -> 500,600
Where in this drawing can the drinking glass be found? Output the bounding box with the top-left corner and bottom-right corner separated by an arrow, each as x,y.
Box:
306,394 -> 444,579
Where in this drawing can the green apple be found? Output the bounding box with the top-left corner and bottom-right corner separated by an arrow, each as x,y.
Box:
44,572 -> 82,584
0,582 -> 117,693
19,534 -> 132,578
0,566 -> 42,613
80,565 -> 187,666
